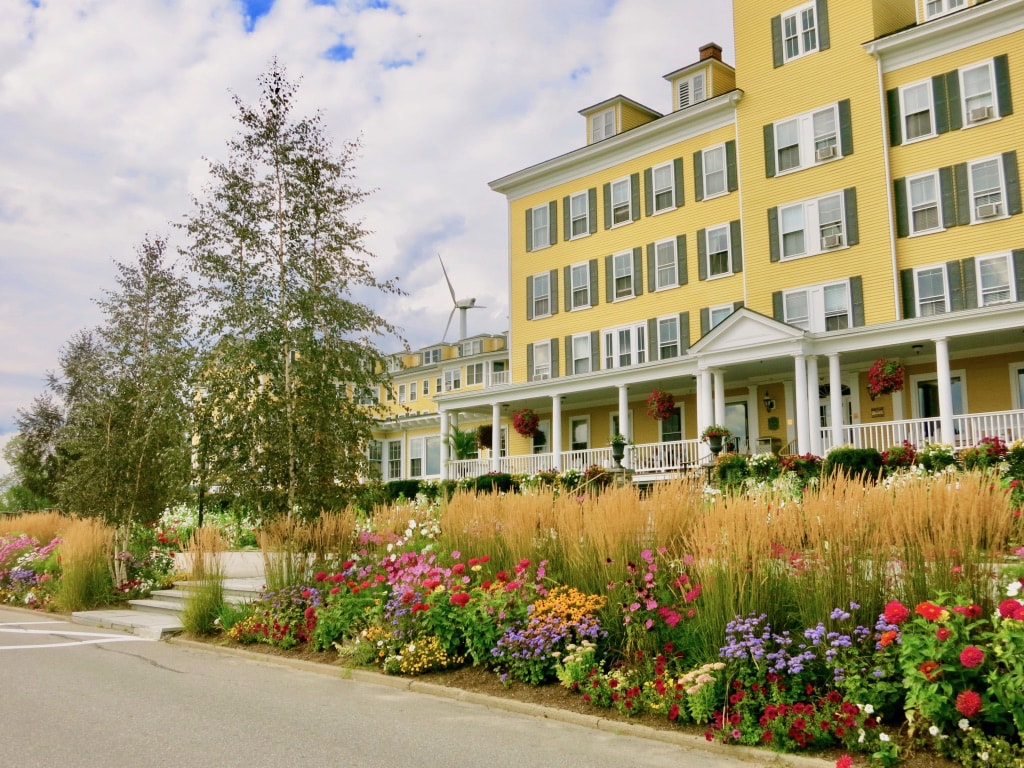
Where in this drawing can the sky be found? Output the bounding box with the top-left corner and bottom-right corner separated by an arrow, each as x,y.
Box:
0,0 -> 734,477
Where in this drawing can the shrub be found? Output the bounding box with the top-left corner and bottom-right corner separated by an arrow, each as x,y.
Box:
384,480 -> 421,502
779,453 -> 823,479
961,436 -> 1008,471
474,473 -> 516,494
715,453 -> 749,488
916,443 -> 957,473
881,441 -> 916,473
748,453 -> 781,481
823,447 -> 883,481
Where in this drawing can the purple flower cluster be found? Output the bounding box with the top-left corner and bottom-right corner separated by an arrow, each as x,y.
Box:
720,613 -> 817,675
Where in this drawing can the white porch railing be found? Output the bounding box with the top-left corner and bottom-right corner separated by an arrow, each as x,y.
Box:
630,439 -> 702,473
954,409 -> 1024,447
822,408 -> 1024,453
487,370 -> 510,386
561,447 -> 613,470
447,458 -> 490,480
500,453 -> 557,474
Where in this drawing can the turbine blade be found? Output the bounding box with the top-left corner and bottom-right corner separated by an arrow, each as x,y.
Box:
438,254 -> 457,304
442,306 -> 456,342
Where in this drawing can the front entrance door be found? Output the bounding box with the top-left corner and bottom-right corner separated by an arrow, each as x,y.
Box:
724,402 -> 748,453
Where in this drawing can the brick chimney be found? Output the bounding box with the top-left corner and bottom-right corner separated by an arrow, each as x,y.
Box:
699,42 -> 722,62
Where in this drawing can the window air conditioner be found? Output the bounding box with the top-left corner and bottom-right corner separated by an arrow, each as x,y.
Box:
968,105 -> 992,123
976,202 -> 1002,219
815,145 -> 836,161
821,234 -> 843,249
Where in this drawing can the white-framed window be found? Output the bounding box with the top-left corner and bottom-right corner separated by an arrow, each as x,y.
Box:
460,339 -> 483,356
530,204 -> 550,250
603,323 -> 647,369
409,381 -> 417,401
387,440 -> 402,481
421,348 -> 441,365
443,368 -> 461,391
900,81 -> 935,141
969,157 -> 1006,222
610,412 -> 633,444
569,191 -> 590,238
654,239 -> 678,290
465,362 -> 484,386
709,303 -> 734,330
570,417 -> 590,452
354,386 -> 377,405
914,265 -> 949,316
908,172 -> 941,234
976,253 -> 1015,306
532,340 -> 551,380
677,70 -> 706,109
398,383 -> 407,403
422,379 -> 430,396
409,436 -> 441,478
435,376 -> 442,393
532,272 -> 551,318
705,225 -> 731,278
783,280 -> 851,332
570,262 -> 591,310
368,440 -> 383,478
591,109 -> 615,142
961,61 -> 996,125
613,251 -> 635,299
651,162 -> 676,212
657,316 -> 680,359
782,2 -> 818,63
702,145 -> 727,198
778,192 -> 845,258
386,357 -> 402,373
774,103 -> 840,174
925,0 -> 965,19
610,177 -> 632,226
571,333 -> 592,375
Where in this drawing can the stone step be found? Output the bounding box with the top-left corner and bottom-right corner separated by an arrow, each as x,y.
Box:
71,609 -> 183,640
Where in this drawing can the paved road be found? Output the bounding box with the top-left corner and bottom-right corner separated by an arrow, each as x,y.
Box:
0,607 -> 800,768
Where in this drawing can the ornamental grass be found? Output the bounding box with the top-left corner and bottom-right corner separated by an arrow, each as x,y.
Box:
0,510 -> 65,544
181,525 -> 226,635
259,509 -> 357,590
53,517 -> 114,612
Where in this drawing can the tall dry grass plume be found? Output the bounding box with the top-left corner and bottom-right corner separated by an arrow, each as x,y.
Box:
181,525 -> 227,635
54,517 -> 114,612
259,510 -> 357,590
0,510 -> 65,543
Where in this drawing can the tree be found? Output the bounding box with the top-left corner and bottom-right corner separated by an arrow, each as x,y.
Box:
6,394 -> 66,507
185,60 -> 400,519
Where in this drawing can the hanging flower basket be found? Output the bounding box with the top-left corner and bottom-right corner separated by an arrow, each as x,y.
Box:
646,388 -> 676,421
475,424 -> 494,449
511,408 -> 540,438
867,358 -> 905,401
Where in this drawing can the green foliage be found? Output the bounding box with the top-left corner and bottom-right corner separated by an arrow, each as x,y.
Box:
714,453 -> 749,489
449,428 -> 477,460
917,442 -> 958,473
383,480 -> 421,503
747,452 -> 781,481
310,579 -> 387,651
822,447 -> 883,481
216,600 -> 256,632
473,473 -> 517,494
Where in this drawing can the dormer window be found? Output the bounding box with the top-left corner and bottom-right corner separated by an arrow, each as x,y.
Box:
677,70 -> 706,109
591,109 -> 615,142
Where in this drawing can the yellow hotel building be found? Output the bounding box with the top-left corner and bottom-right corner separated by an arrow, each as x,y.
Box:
374,0 -> 1024,482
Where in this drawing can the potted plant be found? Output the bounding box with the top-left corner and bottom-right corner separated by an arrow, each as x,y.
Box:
645,388 -> 675,421
609,433 -> 627,467
512,408 -> 540,438
867,358 -> 905,400
475,423 -> 494,450
700,425 -> 732,456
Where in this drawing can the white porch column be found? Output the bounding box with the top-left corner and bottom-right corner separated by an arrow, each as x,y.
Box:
617,384 -> 630,469
828,353 -> 844,450
439,409 -> 450,480
491,403 -> 502,472
747,385 -> 760,452
935,337 -> 955,446
697,369 -> 713,462
794,353 -> 810,454
712,369 -> 726,427
806,355 -> 823,456
551,395 -> 562,471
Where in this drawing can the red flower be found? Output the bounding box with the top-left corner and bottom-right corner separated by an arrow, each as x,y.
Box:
918,660 -> 942,681
956,690 -> 982,718
883,600 -> 909,625
953,603 -> 982,619
936,627 -> 951,641
451,563 -> 466,575
879,630 -> 898,647
998,598 -> 1023,619
449,592 -> 471,607
422,578 -> 441,590
668,703 -> 680,721
960,646 -> 985,669
915,601 -> 945,621
314,571 -> 327,582
496,571 -> 509,583
836,756 -> 853,768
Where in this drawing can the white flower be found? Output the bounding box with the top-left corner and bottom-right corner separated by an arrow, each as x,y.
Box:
864,704 -> 875,715
959,718 -> 971,731
879,733 -> 890,742
1008,581 -> 1022,597
858,729 -> 866,744
928,725 -> 940,737
980,752 -> 989,762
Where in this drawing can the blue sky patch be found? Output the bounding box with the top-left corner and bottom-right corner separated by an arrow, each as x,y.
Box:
325,42 -> 355,61
240,0 -> 274,32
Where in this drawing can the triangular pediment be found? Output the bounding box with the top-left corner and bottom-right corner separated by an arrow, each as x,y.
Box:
688,307 -> 804,355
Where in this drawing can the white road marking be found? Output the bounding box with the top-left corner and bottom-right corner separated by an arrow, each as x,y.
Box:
0,626 -> 154,649
0,620 -> 65,626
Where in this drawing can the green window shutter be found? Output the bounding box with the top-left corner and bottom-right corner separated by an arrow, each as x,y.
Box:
838,99 -> 852,156
563,266 -> 571,313
644,167 -> 654,217
525,276 -> 534,320
630,173 -> 641,222
939,167 -> 956,229
588,188 -> 598,234
954,163 -> 970,226
602,183 -> 611,230
550,338 -> 560,379
525,208 -> 534,252
526,343 -> 534,379
947,260 -> 965,312
676,234 -> 688,286
730,220 -> 743,273
564,335 -> 572,372
548,200 -> 558,246
772,291 -> 784,322
633,247 -> 644,297
647,318 -> 659,361
945,71 -> 963,131
726,140 -> 738,191
843,188 -> 859,246
549,269 -> 559,316
995,54 -> 1012,117
886,88 -> 902,147
768,207 -> 781,262
894,178 -> 909,239
693,150 -> 705,200
562,196 -> 571,241
673,157 -> 685,207
589,259 -> 600,307
699,307 -> 710,336
679,311 -> 690,351
849,276 -> 864,327
1003,151 -> 1021,216
816,0 -> 830,51
590,330 -> 600,371
771,14 -> 784,68
932,75 -> 949,135
900,268 -> 916,319
697,228 -> 707,280
1014,250 -> 1024,303
646,243 -> 656,293
763,124 -> 776,177
605,255 -> 614,304
962,257 -> 978,310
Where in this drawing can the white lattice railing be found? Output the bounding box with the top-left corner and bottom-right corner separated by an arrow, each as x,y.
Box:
822,409 -> 1024,453
630,439 -> 702,473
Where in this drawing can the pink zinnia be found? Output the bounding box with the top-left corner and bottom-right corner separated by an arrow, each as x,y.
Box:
935,627 -> 951,642
836,756 -> 853,768
883,600 -> 909,625
956,690 -> 983,718
960,645 -> 985,669
998,598 -> 1022,619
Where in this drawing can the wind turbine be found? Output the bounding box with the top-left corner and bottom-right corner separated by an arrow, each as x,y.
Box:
439,255 -> 485,342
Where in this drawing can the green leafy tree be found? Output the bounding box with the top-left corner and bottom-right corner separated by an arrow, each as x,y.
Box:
5,394 -> 66,508
184,60 -> 400,519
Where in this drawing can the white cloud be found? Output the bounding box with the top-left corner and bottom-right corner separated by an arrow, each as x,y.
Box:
0,0 -> 733,435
